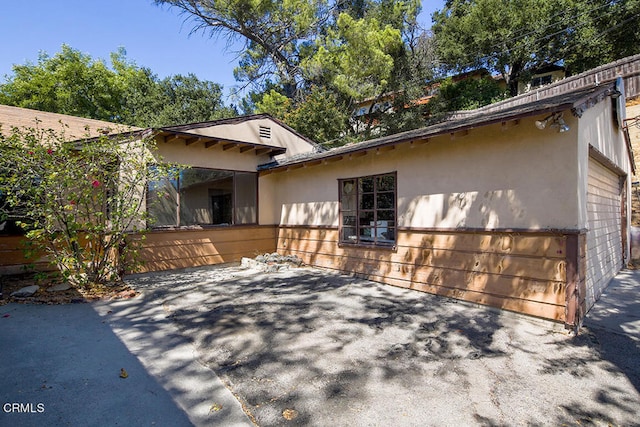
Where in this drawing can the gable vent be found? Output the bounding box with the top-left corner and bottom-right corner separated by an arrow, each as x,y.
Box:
259,125 -> 271,139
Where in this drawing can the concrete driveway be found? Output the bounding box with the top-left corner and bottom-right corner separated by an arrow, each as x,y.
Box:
2,264 -> 640,426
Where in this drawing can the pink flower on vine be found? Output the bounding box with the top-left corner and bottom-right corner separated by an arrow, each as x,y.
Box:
47,149 -> 53,155
28,151 -> 34,155
92,179 -> 101,188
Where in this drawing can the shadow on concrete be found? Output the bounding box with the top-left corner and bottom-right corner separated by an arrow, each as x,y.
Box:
0,303 -> 193,427
583,269 -> 640,392
125,264 -> 640,426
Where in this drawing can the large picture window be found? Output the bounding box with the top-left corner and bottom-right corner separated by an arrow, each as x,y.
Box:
339,172 -> 396,246
147,167 -> 257,227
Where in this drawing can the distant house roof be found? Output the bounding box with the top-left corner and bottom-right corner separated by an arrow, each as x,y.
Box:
0,104 -> 139,139
260,84 -> 619,173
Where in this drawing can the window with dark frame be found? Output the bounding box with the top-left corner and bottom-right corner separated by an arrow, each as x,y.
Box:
531,74 -> 552,87
339,172 -> 396,246
147,166 -> 257,228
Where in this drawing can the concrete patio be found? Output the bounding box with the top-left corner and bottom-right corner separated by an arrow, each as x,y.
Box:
1,263 -> 639,426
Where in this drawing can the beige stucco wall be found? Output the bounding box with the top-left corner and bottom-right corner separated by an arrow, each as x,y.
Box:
260,113 -> 581,230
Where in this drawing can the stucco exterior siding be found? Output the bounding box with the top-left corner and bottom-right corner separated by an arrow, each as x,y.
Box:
396,118 -> 578,229
262,115 -> 589,323
278,226 -> 570,321
131,225 -> 277,272
262,115 -> 581,230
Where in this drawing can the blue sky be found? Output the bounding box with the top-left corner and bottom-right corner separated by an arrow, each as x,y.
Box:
0,1 -> 444,101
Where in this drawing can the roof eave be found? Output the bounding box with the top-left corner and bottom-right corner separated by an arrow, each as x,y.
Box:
260,85 -> 617,174
155,128 -> 287,157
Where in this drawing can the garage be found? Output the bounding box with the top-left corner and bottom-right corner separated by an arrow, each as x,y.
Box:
585,155 -> 624,311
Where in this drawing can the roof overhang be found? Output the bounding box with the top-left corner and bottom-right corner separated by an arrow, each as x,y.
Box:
260,85 -> 618,175
155,128 -> 286,157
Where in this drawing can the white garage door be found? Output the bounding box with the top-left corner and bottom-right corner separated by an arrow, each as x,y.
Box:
585,157 -> 623,311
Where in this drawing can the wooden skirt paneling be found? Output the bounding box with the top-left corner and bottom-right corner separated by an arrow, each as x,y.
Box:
278,226 -> 572,322
132,225 -> 277,272
1,226 -> 279,276
0,236 -> 52,275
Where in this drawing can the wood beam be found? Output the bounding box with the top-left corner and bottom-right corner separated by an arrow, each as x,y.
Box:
323,156 -> 343,164
303,160 -> 322,168
205,140 -> 220,149
185,137 -> 201,146
450,130 -> 469,140
376,145 -> 395,154
165,134 -> 180,143
240,145 -> 255,153
501,119 -> 520,131
409,138 -> 429,148
222,143 -> 238,151
255,148 -> 271,155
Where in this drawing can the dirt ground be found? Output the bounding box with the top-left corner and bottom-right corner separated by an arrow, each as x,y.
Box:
0,272 -> 137,306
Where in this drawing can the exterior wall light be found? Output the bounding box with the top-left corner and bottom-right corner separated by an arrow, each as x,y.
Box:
535,112 -> 570,132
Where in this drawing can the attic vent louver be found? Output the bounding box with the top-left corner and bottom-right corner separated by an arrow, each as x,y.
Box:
259,125 -> 271,139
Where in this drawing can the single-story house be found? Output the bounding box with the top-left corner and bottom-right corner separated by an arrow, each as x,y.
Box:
258,81 -> 633,329
1,64 -> 636,330
0,111 -> 319,272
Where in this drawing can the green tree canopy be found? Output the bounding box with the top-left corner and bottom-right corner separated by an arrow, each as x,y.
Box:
0,45 -> 234,127
156,0 -> 436,144
427,75 -> 506,117
561,0 -> 640,74
0,45 -> 126,121
156,0 -> 331,98
302,13 -> 403,100
122,73 -> 237,127
432,0 -> 640,96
